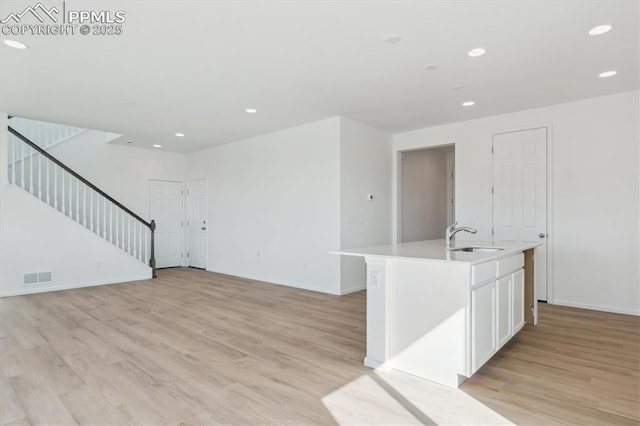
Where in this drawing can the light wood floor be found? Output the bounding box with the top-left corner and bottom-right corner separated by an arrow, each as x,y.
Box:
1,268 -> 638,425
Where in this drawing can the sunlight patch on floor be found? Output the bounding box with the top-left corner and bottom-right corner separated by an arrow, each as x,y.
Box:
322,370 -> 514,425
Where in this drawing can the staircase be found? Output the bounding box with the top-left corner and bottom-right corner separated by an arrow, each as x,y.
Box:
6,120 -> 156,277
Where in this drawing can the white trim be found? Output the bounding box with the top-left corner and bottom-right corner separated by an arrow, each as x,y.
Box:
552,299 -> 640,317
546,124 -> 554,304
340,285 -> 366,295
205,267 -> 341,295
364,357 -> 393,370
0,274 -> 151,298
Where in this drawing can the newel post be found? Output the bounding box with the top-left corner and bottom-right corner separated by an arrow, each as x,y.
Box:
150,219 -> 157,278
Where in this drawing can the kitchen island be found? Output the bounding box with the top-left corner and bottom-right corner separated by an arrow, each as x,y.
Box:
334,239 -> 541,388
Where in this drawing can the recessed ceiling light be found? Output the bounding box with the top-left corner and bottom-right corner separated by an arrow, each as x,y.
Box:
467,48 -> 486,57
462,101 -> 476,107
174,132 -> 185,137
384,34 -> 402,44
126,140 -> 133,144
3,40 -> 27,49
153,144 -> 162,148
451,85 -> 464,90
589,25 -> 612,36
245,108 -> 257,114
598,70 -> 617,78
424,64 -> 439,71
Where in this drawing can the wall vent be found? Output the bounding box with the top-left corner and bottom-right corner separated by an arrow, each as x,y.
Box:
23,272 -> 53,285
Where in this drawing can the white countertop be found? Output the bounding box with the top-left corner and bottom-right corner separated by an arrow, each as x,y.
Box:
332,239 -> 541,265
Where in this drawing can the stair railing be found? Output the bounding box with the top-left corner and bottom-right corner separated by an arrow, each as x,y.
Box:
7,125 -> 157,278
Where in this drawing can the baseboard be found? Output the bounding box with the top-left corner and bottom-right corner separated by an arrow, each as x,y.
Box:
205,267 -> 341,295
340,285 -> 366,295
0,274 -> 151,298
552,299 -> 640,316
364,357 -> 393,371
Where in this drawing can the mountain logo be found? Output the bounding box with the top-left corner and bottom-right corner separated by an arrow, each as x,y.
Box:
1,2 -> 60,24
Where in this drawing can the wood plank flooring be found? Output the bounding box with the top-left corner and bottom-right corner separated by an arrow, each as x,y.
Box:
1,267 -> 638,425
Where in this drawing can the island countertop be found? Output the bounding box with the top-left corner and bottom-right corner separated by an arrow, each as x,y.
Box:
332,239 -> 541,265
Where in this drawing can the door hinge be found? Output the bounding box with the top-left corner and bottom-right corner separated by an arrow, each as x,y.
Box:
491,146 -> 494,154
491,228 -> 494,235
187,189 -> 190,195
187,252 -> 190,257
181,253 -> 183,258
181,190 -> 184,195
491,187 -> 494,194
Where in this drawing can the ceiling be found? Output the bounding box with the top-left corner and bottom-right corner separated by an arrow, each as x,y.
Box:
1,1 -> 638,153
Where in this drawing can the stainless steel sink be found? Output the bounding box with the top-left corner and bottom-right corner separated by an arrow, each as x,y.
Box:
450,246 -> 504,253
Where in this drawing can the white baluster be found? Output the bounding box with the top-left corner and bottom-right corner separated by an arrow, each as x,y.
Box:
36,153 -> 40,199
88,189 -> 93,231
20,143 -> 25,188
29,147 -> 34,194
83,186 -> 87,226
54,165 -> 58,210
61,170 -> 66,215
109,203 -> 113,243
127,216 -> 131,254
116,207 -> 120,248
46,159 -> 50,205
138,222 -> 143,261
76,177 -> 80,222
102,197 -> 107,238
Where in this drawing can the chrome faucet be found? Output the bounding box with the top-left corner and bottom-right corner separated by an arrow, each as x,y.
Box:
446,222 -> 478,248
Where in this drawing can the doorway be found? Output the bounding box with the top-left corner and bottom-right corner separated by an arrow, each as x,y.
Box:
150,180 -> 184,268
491,127 -> 549,301
399,145 -> 455,243
186,178 -> 207,269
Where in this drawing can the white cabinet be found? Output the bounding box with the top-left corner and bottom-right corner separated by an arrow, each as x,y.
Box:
471,281 -> 496,373
470,253 -> 525,374
512,269 -> 525,333
496,275 -> 512,348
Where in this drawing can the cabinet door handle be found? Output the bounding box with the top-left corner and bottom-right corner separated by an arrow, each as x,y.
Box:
538,233 -> 546,238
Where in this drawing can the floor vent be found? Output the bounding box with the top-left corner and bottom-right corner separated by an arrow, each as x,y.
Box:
23,272 -> 53,285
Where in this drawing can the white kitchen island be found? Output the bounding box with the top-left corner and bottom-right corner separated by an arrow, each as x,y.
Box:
334,239 -> 541,388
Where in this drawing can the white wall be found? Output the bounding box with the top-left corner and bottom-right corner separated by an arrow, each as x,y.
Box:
394,90 -> 640,315
400,148 -> 449,243
47,131 -> 187,219
0,114 -> 151,296
339,117 -> 392,294
186,117 -> 342,294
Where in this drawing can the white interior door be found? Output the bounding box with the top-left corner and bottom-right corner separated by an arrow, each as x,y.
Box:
492,127 -> 548,301
150,180 -> 184,268
187,178 -> 207,269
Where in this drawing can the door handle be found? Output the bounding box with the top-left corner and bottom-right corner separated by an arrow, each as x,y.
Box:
201,227 -> 206,231
538,233 -> 546,238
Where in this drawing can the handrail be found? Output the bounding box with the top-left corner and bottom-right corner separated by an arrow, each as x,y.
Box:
8,125 -> 150,228
8,125 -> 157,278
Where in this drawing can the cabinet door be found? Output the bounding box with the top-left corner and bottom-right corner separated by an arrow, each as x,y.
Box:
472,282 -> 496,373
512,269 -> 525,332
496,276 -> 512,348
